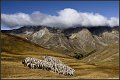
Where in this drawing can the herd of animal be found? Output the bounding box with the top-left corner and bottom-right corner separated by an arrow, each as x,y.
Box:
22,56 -> 75,76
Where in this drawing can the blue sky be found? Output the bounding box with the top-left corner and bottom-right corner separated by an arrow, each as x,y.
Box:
2,1 -> 119,18
1,1 -> 119,30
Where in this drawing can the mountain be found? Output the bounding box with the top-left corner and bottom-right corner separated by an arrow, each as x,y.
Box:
1,33 -> 119,79
2,26 -> 119,57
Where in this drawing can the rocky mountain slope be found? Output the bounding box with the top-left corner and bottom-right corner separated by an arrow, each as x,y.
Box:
2,26 -> 119,57
1,26 -> 119,78
1,33 -> 119,79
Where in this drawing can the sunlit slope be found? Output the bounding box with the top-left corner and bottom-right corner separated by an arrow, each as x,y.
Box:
1,33 -> 119,79
1,33 -> 71,59
82,43 -> 119,68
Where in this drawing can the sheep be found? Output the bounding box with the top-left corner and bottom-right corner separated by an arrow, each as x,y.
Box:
43,56 -> 62,64
22,57 -> 31,66
36,60 -> 42,69
22,56 -> 75,76
28,63 -> 36,69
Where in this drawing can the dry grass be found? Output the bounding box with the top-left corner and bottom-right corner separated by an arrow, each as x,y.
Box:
1,33 -> 119,79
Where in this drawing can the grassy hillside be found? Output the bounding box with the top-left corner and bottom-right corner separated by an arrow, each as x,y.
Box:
82,43 -> 119,68
1,33 -> 119,79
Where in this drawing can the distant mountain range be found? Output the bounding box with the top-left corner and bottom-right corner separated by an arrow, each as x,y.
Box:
1,25 -> 119,68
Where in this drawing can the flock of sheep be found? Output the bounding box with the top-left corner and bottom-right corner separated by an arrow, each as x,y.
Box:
22,56 -> 75,76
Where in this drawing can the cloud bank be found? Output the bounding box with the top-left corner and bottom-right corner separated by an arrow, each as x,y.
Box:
1,8 -> 119,28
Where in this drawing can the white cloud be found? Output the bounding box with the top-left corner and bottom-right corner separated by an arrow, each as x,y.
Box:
108,17 -> 119,27
1,13 -> 32,26
1,8 -> 119,28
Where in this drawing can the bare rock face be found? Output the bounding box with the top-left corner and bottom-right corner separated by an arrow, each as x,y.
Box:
69,29 -> 96,52
31,27 -> 54,46
2,26 -> 119,56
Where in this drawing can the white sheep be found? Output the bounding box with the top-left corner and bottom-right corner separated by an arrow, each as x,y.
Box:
22,56 -> 75,76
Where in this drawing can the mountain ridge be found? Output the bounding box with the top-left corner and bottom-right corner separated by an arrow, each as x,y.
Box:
1,25 -> 119,56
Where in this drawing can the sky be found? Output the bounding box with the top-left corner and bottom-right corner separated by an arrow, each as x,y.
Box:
1,1 -> 119,30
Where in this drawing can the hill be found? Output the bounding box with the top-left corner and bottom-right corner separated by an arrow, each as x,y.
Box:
1,33 -> 119,79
